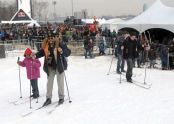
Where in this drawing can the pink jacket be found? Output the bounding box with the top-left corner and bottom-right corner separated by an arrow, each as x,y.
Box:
19,58 -> 41,80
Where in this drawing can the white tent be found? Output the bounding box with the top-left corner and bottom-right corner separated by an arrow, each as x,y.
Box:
81,18 -> 106,25
102,18 -> 125,32
104,18 -> 124,24
1,20 -> 34,24
117,0 -> 174,33
27,21 -> 40,27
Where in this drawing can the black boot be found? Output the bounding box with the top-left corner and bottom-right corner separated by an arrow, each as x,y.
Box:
30,94 -> 34,98
43,98 -> 51,107
117,70 -> 122,74
127,78 -> 133,83
33,94 -> 39,99
58,99 -> 64,105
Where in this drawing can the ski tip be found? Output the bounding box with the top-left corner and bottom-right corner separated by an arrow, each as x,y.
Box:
21,111 -> 32,117
48,111 -> 52,114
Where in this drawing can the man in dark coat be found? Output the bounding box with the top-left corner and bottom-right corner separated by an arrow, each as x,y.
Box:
133,36 -> 143,68
84,35 -> 93,59
115,32 -> 126,74
148,46 -> 156,68
168,41 -> 174,69
122,32 -> 137,82
159,44 -> 168,70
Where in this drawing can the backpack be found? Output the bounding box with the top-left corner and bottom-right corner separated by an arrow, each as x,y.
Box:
60,42 -> 71,57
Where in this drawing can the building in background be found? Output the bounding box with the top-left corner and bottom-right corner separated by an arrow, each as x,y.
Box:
81,9 -> 88,19
74,9 -> 88,19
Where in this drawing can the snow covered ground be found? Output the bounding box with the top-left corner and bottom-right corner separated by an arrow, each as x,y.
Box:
0,53 -> 174,124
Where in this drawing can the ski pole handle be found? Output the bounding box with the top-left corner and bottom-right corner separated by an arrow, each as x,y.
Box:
17,57 -> 20,65
17,57 -> 20,62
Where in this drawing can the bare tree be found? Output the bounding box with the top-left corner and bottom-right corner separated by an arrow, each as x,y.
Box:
32,1 -> 49,22
0,1 -> 48,22
0,1 -> 17,21
7,5 -> 17,20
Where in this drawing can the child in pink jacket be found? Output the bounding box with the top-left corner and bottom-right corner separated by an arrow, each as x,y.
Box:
17,48 -> 41,98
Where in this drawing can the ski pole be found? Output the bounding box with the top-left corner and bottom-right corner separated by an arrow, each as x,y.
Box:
107,56 -> 114,75
30,80 -> 32,109
120,49 -> 124,83
30,60 -> 33,109
18,57 -> 22,98
167,48 -> 170,70
60,55 -> 72,103
144,61 -> 147,85
119,72 -> 121,83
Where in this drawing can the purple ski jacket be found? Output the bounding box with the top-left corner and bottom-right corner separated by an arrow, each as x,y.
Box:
19,58 -> 41,80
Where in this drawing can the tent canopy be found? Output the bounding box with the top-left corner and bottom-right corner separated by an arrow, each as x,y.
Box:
81,18 -> 106,25
117,0 -> 174,33
102,18 -> 125,32
27,21 -> 40,27
103,18 -> 124,24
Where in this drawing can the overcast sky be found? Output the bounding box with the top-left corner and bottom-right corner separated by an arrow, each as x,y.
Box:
2,0 -> 174,17
45,0 -> 174,17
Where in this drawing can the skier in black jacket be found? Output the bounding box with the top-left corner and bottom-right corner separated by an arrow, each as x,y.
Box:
122,32 -> 137,82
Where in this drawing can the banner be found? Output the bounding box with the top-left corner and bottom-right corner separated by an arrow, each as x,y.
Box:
17,0 -> 31,17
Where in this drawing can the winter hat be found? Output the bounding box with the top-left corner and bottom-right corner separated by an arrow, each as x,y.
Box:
24,48 -> 32,57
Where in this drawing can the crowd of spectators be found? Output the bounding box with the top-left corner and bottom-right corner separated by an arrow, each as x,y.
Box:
0,22 -> 173,70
